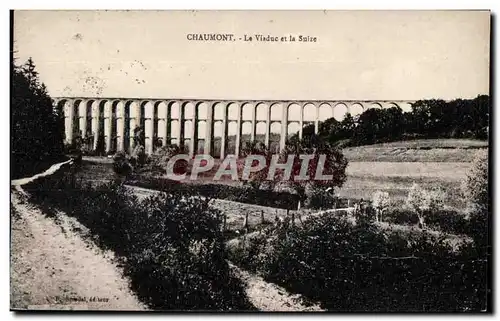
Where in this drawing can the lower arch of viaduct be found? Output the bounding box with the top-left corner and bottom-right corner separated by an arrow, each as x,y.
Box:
54,98 -> 414,158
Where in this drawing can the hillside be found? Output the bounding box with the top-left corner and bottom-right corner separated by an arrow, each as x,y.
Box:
343,139 -> 488,162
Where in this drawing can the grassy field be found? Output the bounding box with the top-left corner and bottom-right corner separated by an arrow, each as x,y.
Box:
77,138 -> 485,209
343,139 -> 488,162
338,139 -> 487,207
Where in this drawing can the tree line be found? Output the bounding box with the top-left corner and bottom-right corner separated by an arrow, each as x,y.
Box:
298,95 -> 490,147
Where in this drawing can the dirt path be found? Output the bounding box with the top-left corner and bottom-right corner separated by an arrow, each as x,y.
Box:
10,162 -> 146,311
228,262 -> 323,311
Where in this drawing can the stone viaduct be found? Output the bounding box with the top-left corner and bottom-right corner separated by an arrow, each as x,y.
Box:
54,97 -> 414,158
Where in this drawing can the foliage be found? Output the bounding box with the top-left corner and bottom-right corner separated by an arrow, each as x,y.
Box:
112,151 -> 133,176
149,143 -> 189,175
126,175 -> 301,210
462,149 -> 489,211
405,183 -> 446,228
239,141 -> 276,191
279,134 -> 349,203
293,95 -> 489,147
371,191 -> 390,222
462,149 -> 490,253
11,57 -> 65,178
130,144 -> 148,168
25,170 -> 254,310
230,213 -> 487,312
305,186 -> 338,209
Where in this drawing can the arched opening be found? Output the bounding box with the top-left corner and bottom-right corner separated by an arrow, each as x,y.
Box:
213,120 -> 224,158
288,103 -> 301,121
241,121 -> 252,149
333,103 -> 348,121
270,103 -> 283,121
270,122 -> 281,153
256,103 -> 269,121
213,102 -> 226,121
241,103 -> 254,121
288,122 -> 300,136
350,103 -> 364,118
319,103 -> 334,121
156,101 -> 168,148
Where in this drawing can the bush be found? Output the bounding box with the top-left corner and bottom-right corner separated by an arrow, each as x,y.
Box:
462,149 -> 489,211
461,149 -> 490,253
25,169 -> 254,310
371,191 -> 390,222
112,151 -> 133,176
126,175 -> 301,210
405,183 -> 446,228
306,186 -> 337,209
231,213 -> 487,311
130,145 -> 148,168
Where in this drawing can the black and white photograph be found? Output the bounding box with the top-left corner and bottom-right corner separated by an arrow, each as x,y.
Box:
10,10 -> 491,312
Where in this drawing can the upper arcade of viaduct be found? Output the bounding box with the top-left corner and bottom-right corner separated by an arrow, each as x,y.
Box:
54,97 -> 415,158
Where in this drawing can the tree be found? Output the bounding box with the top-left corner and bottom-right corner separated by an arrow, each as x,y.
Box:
405,183 -> 445,228
239,141 -> 276,191
462,149 -> 489,211
371,191 -> 390,222
462,149 -> 489,252
12,57 -> 65,178
278,134 -> 348,208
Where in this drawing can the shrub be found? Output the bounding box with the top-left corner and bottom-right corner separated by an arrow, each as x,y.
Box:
112,151 -> 133,176
239,141 -> 276,191
405,183 -> 446,228
460,149 -> 490,253
306,186 -> 337,209
462,149 -> 489,211
130,145 -> 148,167
280,135 -> 349,205
232,213 -> 487,311
371,191 -> 390,222
25,170 -> 254,310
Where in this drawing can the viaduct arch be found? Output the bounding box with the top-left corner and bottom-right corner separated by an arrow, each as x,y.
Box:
55,97 -> 414,158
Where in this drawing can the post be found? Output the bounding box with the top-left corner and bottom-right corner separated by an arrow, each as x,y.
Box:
260,210 -> 265,224
91,100 -> 100,151
64,100 -> 74,145
79,100 -> 87,139
244,212 -> 249,232
116,101 -> 125,152
220,104 -> 227,159
144,102 -> 154,154
175,102 -> 183,147
314,104 -> 319,135
299,104 -> 304,140
129,101 -> 141,152
265,105 -> 271,147
104,101 -> 113,153
250,104 -> 257,142
189,103 -> 197,157
160,102 -> 169,148
280,104 -> 288,152
204,103 -> 213,155
235,104 -> 242,157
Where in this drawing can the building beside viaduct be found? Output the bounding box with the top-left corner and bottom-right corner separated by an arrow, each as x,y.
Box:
54,98 -> 414,158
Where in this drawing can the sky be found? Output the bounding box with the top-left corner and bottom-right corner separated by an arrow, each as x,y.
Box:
13,10 -> 490,101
